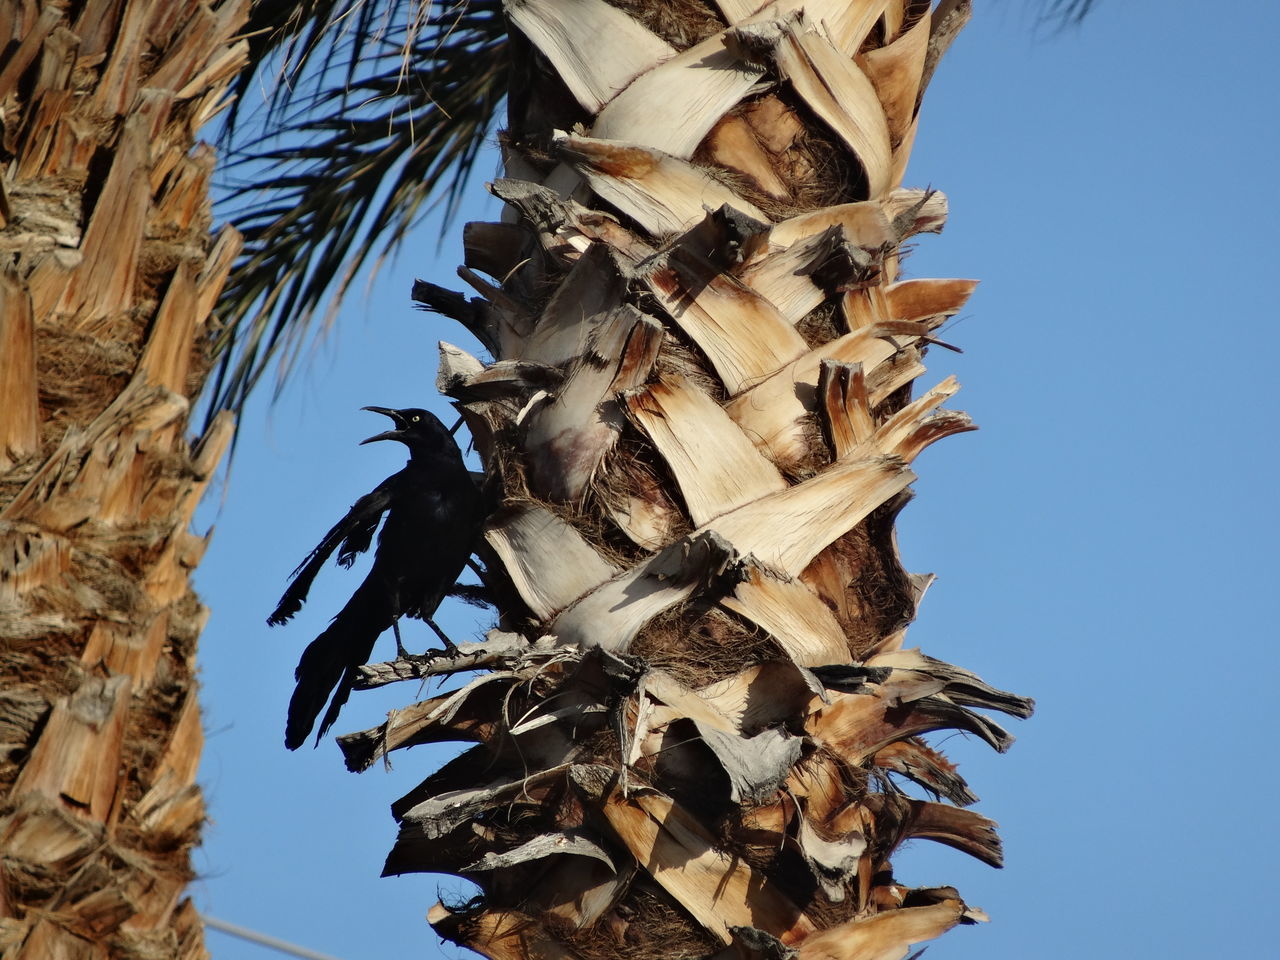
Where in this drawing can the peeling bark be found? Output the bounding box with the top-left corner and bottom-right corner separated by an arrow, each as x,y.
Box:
328,4 -> 1032,960
0,0 -> 246,954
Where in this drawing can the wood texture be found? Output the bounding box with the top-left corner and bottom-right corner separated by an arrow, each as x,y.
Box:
319,4 -> 1033,960
0,0 -> 246,954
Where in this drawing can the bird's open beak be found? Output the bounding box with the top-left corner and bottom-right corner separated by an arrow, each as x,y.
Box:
359,406 -> 405,445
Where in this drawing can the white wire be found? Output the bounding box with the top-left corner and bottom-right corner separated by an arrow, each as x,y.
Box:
201,914 -> 345,960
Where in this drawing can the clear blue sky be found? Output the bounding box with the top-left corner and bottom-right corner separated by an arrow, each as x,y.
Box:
193,4 -> 1279,958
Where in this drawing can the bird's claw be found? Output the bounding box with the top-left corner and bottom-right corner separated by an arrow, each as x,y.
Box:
423,640 -> 460,662
423,617 -> 460,660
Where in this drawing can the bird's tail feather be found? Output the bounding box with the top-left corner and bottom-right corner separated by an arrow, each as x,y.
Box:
284,584 -> 388,750
313,665 -> 360,746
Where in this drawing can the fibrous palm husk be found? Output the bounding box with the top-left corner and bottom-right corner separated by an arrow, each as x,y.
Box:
334,3 -> 1031,958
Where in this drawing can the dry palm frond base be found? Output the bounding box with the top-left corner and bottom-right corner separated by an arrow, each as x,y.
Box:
1,0 -> 245,953
335,2 -> 1030,959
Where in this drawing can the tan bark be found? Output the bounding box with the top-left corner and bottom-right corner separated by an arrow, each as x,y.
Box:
0,0 -> 247,956
336,2 -> 1033,959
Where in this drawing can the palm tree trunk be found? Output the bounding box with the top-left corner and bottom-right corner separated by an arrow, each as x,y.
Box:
0,1 -> 248,956
337,1 -> 1031,958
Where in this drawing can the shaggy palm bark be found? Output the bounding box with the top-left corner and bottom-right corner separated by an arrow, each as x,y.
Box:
337,1 -> 1032,958
0,1 -> 247,956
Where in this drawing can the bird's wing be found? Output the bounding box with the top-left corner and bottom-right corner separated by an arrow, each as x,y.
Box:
267,485 -> 393,626
334,501 -> 381,568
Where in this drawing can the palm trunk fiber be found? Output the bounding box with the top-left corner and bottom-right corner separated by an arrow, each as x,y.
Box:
337,1 -> 1033,959
0,0 -> 248,956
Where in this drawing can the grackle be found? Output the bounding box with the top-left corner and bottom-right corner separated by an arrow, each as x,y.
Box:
269,406 -> 483,749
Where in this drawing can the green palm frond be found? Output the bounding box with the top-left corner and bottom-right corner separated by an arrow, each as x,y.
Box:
227,0 -> 417,130
1043,0 -> 1098,23
205,0 -> 506,427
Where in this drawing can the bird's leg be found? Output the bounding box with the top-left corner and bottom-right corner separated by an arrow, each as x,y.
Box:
425,617 -> 460,656
391,618 -> 409,660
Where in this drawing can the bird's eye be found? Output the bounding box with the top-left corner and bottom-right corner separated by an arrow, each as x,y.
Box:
412,415 -> 420,422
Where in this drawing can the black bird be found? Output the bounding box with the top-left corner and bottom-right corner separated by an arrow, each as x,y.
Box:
269,406 -> 483,750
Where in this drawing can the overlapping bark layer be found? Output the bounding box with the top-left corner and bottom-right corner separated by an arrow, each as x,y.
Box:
342,2 -> 1030,958
0,1 -> 247,956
